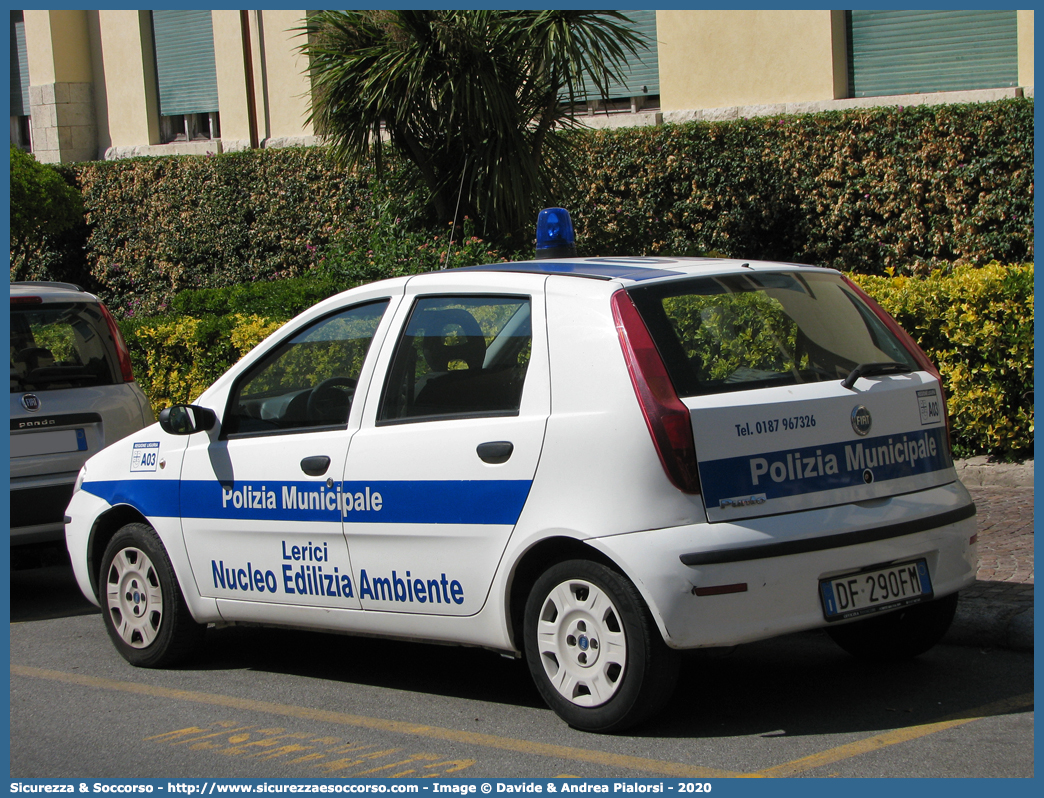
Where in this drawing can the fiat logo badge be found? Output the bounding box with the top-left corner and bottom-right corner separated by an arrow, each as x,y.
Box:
21,394 -> 41,412
851,405 -> 872,436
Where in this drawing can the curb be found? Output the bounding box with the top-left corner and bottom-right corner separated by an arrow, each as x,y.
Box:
947,459 -> 1034,652
954,457 -> 1034,488
947,594 -> 1034,652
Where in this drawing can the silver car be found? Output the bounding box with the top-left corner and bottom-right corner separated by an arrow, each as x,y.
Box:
10,282 -> 153,545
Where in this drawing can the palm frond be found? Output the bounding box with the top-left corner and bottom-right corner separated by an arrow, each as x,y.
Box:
296,10 -> 650,241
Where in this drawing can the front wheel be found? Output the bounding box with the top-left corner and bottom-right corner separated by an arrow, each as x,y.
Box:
827,592 -> 959,661
523,559 -> 679,733
100,523 -> 204,668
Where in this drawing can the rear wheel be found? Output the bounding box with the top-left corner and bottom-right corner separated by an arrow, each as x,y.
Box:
100,523 -> 204,667
827,592 -> 959,661
523,559 -> 679,733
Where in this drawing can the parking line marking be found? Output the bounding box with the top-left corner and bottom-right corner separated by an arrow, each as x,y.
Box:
754,692 -> 1034,778
12,665 -> 742,778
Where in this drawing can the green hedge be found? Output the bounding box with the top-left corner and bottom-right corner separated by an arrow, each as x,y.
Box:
121,263 -> 1032,460
74,148 -> 378,317
67,150 -> 517,317
20,98 -> 1033,457
169,274 -> 346,318
571,100 -> 1033,273
21,99 -> 1033,315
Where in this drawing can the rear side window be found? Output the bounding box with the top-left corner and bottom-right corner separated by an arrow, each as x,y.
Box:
378,295 -> 532,423
629,272 -> 919,397
11,303 -> 118,392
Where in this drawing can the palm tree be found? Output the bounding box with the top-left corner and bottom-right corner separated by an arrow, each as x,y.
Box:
298,10 -> 647,245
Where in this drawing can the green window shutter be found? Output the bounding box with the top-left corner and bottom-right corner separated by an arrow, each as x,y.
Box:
152,10 -> 219,116
10,11 -> 29,116
612,10 -> 659,98
582,10 -> 659,101
847,10 -> 1018,98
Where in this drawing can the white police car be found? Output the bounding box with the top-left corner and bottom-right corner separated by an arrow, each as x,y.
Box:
65,212 -> 977,732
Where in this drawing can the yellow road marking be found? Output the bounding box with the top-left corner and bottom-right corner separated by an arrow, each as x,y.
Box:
11,665 -> 740,778
14,665 -> 1029,778
756,692 -> 1034,778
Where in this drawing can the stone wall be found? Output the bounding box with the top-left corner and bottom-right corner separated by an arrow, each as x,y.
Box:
29,81 -> 97,163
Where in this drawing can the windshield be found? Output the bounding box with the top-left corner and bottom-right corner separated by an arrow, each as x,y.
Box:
628,271 -> 919,397
11,302 -> 118,392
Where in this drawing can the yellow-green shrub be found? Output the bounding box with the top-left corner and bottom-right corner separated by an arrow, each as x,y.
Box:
854,263 -> 1033,460
122,313 -> 284,417
228,313 -> 285,356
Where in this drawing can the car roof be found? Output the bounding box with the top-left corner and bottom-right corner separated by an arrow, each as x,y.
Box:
306,256 -> 836,320
10,281 -> 98,302
455,256 -> 831,284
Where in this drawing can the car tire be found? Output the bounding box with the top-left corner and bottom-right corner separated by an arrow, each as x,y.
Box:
523,559 -> 679,733
100,523 -> 205,668
827,592 -> 960,662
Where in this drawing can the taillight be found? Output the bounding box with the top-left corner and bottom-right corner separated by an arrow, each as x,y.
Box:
841,275 -> 954,453
98,302 -> 136,383
611,289 -> 700,494
10,296 -> 43,305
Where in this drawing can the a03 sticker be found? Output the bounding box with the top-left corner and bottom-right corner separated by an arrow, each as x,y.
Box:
917,388 -> 943,426
130,441 -> 160,471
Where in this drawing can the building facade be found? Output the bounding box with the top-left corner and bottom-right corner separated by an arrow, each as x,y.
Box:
12,9 -> 315,163
653,9 -> 1034,126
10,9 -> 1035,163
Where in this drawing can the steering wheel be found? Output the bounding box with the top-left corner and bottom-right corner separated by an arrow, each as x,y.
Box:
306,377 -> 357,424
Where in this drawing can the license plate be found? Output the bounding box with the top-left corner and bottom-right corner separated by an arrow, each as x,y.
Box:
820,559 -> 933,621
10,428 -> 88,458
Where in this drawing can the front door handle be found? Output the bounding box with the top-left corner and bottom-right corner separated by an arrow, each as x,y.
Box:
477,441 -> 513,464
301,455 -> 331,476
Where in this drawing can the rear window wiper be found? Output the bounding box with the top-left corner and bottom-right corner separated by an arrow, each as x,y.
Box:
841,361 -> 914,390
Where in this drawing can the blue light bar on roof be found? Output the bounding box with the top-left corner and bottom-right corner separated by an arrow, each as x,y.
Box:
535,207 -> 576,260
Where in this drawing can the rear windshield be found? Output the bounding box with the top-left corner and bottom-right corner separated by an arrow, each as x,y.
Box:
628,271 -> 919,397
11,302 -> 118,392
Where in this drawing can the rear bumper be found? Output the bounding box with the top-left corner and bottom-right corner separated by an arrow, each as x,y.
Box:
679,503 -> 976,566
590,481 -> 978,649
10,482 -> 75,544
10,520 -> 67,545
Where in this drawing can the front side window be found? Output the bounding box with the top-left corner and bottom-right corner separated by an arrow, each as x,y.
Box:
379,295 -> 532,423
630,272 -> 918,397
11,303 -> 118,392
224,300 -> 389,436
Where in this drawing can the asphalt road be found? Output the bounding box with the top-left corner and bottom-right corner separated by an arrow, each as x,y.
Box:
10,553 -> 1034,780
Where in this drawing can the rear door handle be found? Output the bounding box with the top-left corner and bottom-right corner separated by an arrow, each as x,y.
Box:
477,441 -> 513,464
301,456 -> 331,476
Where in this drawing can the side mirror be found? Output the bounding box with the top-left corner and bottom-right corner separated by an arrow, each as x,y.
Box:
159,404 -> 217,435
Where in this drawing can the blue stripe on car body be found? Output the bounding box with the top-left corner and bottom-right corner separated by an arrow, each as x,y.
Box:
82,478 -> 533,525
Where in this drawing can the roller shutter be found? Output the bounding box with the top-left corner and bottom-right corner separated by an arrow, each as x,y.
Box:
10,11 -> 29,117
582,10 -> 659,101
152,10 -> 219,116
847,10 -> 1018,98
